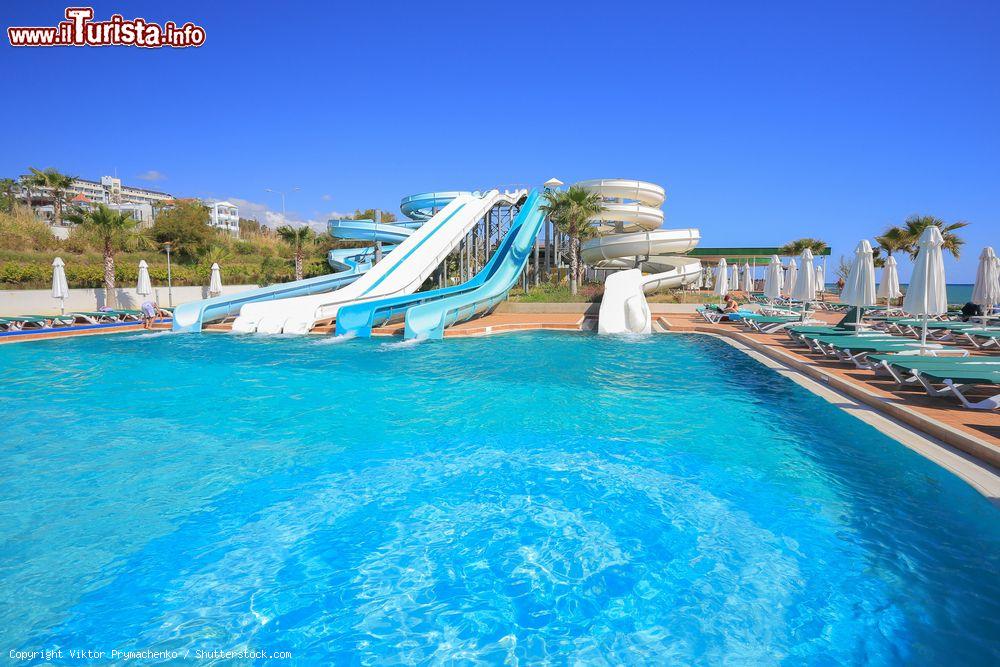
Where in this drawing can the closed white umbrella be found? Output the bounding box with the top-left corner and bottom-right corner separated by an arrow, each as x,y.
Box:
137,260 -> 153,298
791,249 -> 816,316
713,258 -> 728,303
740,262 -> 753,292
971,247 -> 1000,315
840,240 -> 877,308
902,226 -> 948,350
784,259 -> 798,298
763,255 -> 783,301
877,255 -> 902,306
728,264 -> 739,291
815,265 -> 825,295
209,262 -> 223,296
51,257 -> 69,314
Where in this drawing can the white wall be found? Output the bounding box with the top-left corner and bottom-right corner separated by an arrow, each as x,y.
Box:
0,285 -> 260,316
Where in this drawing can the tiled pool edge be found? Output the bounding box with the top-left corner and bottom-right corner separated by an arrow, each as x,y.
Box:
708,332 -> 1000,504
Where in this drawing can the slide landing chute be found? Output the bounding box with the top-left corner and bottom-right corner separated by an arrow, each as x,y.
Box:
232,189 -> 525,334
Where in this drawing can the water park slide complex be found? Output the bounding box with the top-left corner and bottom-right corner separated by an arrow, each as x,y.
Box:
232,189 -> 525,334
172,191 -> 475,333
576,179 -> 701,334
335,189 -> 545,339
174,178 -> 699,338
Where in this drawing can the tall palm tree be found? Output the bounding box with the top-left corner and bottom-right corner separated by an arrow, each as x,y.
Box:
898,214 -> 967,259
276,224 -> 316,281
874,226 -> 907,257
28,167 -> 74,226
0,178 -> 18,213
66,205 -> 147,308
540,186 -> 605,295
779,237 -> 829,256
871,226 -> 906,269
21,177 -> 33,215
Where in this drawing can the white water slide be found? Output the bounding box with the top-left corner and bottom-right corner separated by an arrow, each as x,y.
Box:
232,189 -> 525,334
576,179 -> 701,334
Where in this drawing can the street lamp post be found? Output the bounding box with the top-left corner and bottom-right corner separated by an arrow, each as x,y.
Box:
164,241 -> 173,307
542,178 -> 563,283
266,186 -> 301,277
373,209 -> 383,264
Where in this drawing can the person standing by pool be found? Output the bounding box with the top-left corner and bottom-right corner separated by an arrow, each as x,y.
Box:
140,300 -> 158,329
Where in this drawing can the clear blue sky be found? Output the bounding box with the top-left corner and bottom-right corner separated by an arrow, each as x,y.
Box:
3,0 -> 997,281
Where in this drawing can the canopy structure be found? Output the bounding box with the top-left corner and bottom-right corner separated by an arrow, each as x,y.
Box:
690,247 -> 830,294
689,246 -> 832,263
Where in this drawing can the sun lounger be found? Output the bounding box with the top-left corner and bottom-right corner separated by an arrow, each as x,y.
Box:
70,311 -> 120,324
869,355 -> 1000,410
5,316 -> 47,330
737,314 -> 819,333
69,310 -> 141,324
786,325 -> 887,342
867,353 -> 1000,385
954,328 -> 1000,349
697,306 -> 756,324
798,333 -> 959,368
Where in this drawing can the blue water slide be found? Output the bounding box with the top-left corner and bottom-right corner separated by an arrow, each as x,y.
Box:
334,189 -> 542,339
171,269 -> 365,333
173,192 -> 471,333
400,191 -> 471,221
174,220 -> 414,333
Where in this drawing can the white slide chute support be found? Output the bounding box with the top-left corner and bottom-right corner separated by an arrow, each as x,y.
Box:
232,189 -> 525,334
574,179 -> 701,334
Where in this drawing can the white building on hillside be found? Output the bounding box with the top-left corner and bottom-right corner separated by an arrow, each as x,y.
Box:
206,200 -> 240,235
20,174 -> 173,208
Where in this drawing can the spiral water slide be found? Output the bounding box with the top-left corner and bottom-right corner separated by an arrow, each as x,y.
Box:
171,197 -> 452,333
576,179 -> 701,334
231,189 -> 525,334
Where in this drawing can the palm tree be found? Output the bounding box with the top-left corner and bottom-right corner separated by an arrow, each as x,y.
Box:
21,177 -> 33,215
540,186 -> 604,295
779,237 -> 829,256
276,224 -> 316,281
0,178 -> 18,213
874,226 -> 907,257
66,205 -> 147,308
897,214 -> 967,259
872,226 -> 909,269
28,167 -> 74,226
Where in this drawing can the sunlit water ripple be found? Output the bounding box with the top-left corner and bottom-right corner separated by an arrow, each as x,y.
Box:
0,331 -> 997,665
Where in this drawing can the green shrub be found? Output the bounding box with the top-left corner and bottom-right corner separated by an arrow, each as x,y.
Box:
0,211 -> 61,252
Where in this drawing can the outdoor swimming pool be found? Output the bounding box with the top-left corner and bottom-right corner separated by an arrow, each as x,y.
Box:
1,332 -> 997,664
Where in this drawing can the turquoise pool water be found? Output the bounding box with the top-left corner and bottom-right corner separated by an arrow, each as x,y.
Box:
1,332 -> 997,664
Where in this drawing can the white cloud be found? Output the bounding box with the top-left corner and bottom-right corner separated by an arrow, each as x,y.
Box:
321,194 -> 332,201
137,170 -> 167,182
226,197 -> 351,232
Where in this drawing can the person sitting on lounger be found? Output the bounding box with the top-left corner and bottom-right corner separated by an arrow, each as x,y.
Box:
722,295 -> 739,314
141,300 -> 158,329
